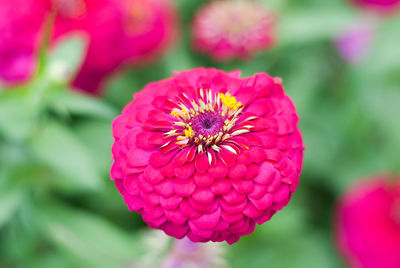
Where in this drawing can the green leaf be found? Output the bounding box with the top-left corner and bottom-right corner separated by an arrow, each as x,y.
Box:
0,89 -> 37,141
279,10 -> 355,45
0,186 -> 24,228
37,202 -> 144,267
45,35 -> 87,84
30,121 -> 103,191
73,120 -> 113,174
49,89 -> 118,119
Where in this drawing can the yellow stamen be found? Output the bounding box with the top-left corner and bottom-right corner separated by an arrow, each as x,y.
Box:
219,93 -> 242,110
184,126 -> 194,138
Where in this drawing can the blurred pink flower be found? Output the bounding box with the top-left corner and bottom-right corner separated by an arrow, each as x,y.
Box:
336,176 -> 400,268
0,0 -> 177,93
111,67 -> 304,244
192,1 -> 275,61
351,0 -> 400,13
335,22 -> 375,63
0,0 -> 47,83
159,238 -> 226,268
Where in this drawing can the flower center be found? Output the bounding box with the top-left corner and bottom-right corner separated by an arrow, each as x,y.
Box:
164,89 -> 253,154
192,112 -> 224,136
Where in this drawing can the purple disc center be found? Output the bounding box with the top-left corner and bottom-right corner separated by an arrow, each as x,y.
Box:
191,112 -> 224,136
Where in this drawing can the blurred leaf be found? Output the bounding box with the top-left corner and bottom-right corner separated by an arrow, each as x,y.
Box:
37,202 -> 144,267
279,10 -> 355,45
73,120 -> 113,174
30,121 -> 103,191
0,186 -> 24,228
45,35 -> 87,84
0,89 -> 37,141
49,89 -> 118,119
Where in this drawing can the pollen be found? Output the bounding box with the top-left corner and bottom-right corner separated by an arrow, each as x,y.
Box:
184,126 -> 194,138
219,93 -> 242,110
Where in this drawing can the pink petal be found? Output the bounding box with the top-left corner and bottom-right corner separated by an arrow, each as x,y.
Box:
127,148 -> 152,167
231,180 -> 254,194
174,179 -> 196,197
161,222 -> 189,239
211,179 -> 232,195
208,161 -> 228,179
195,152 -> 209,173
249,193 -> 273,210
218,149 -> 236,167
191,188 -> 215,205
194,173 -> 214,187
143,166 -> 164,184
190,206 -> 221,230
253,162 -> 275,184
228,164 -> 247,179
160,195 -> 183,210
174,162 -> 195,179
153,179 -> 175,197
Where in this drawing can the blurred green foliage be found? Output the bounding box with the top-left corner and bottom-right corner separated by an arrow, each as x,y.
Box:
1,0 -> 400,267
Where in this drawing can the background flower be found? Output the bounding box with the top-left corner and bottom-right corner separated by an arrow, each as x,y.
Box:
0,0 -> 177,93
351,0 -> 400,13
336,177 -> 400,268
192,0 -> 275,61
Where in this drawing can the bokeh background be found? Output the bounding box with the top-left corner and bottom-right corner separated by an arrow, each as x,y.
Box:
1,0 -> 400,267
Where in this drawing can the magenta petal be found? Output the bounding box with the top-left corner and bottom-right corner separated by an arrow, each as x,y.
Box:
127,148 -> 152,167
250,193 -> 273,210
195,152 -> 209,173
174,162 -> 195,179
211,179 -> 232,195
208,161 -> 228,179
160,195 -> 183,210
153,179 -> 175,197
190,206 -> 221,230
123,174 -> 140,195
273,184 -> 290,203
191,188 -> 215,205
228,164 -> 247,179
218,149 -> 236,167
174,179 -> 196,197
165,210 -> 188,225
162,222 -> 189,239
194,173 -> 214,187
143,166 -> 164,184
253,162 -> 275,184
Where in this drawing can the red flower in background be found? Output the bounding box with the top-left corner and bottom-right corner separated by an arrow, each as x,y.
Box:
0,0 -> 47,83
0,0 -> 177,94
111,68 -> 304,244
192,1 -> 275,61
351,0 -> 400,13
336,176 -> 400,268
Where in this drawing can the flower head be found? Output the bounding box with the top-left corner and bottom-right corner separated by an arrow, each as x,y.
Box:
336,176 -> 400,268
335,21 -> 375,63
111,68 -> 304,244
159,237 -> 226,268
350,0 -> 400,13
0,0 -> 177,93
192,1 -> 275,61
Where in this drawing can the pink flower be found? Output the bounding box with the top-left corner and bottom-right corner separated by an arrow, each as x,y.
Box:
335,21 -> 375,63
336,176 -> 400,268
111,68 -> 304,244
0,0 -> 177,93
0,0 -> 47,83
159,237 -> 226,268
351,0 -> 400,13
192,1 -> 275,61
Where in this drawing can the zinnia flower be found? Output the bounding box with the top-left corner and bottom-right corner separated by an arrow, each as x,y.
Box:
0,0 -> 177,93
111,68 -> 304,244
335,21 -> 375,63
159,237 -> 226,268
192,1 -> 275,61
336,176 -> 400,268
0,0 -> 47,83
350,0 -> 400,13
